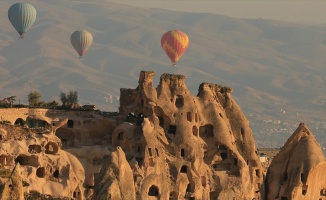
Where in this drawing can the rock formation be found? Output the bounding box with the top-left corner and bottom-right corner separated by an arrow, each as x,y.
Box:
0,163 -> 24,200
109,71 -> 263,199
0,71 -> 324,200
265,122 -> 326,200
0,107 -> 119,199
0,123 -> 85,199
94,147 -> 135,200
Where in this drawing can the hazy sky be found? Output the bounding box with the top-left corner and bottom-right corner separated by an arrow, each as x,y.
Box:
108,0 -> 326,25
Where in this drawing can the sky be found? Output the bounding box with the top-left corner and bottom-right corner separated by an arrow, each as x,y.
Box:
107,0 -> 326,25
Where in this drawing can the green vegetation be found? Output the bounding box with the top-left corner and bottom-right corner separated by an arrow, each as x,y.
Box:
59,91 -> 79,109
0,96 -> 19,108
7,96 -> 16,107
27,91 -> 41,107
0,90 -> 96,111
59,91 -> 79,107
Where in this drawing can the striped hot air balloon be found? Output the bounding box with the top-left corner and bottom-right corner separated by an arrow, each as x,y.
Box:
161,30 -> 189,66
70,30 -> 93,58
8,3 -> 37,38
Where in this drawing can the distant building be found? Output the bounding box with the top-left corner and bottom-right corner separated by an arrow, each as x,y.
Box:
257,148 -> 280,169
82,105 -> 96,111
259,153 -> 267,163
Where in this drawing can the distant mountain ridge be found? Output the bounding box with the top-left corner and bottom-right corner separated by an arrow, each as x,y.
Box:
0,0 -> 325,148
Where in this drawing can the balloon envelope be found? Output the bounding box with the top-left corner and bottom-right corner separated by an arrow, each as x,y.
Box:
70,30 -> 93,57
8,3 -> 37,37
161,30 -> 189,66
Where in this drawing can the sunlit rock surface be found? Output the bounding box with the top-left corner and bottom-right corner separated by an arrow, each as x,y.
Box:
0,71 -> 323,200
265,122 -> 326,200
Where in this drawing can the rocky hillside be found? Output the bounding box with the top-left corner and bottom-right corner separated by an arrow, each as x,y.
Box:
0,71 -> 324,199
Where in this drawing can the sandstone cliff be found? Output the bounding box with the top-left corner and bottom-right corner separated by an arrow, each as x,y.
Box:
0,123 -> 85,199
0,71 -> 324,200
111,71 -> 263,199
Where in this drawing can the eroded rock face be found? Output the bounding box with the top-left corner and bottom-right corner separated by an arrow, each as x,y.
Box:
2,71 -> 323,200
0,124 -> 85,199
93,147 -> 136,200
0,71 -> 260,199
0,163 -> 24,200
115,71 -> 263,200
265,123 -> 326,200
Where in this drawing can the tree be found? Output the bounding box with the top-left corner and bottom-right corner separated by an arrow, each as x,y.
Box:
47,101 -> 59,109
28,91 -> 41,107
67,91 -> 78,105
2,96 -> 16,107
8,96 -> 16,107
60,92 -> 68,106
59,91 -> 79,108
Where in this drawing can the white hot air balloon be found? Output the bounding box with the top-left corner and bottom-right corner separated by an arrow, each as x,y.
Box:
70,30 -> 93,58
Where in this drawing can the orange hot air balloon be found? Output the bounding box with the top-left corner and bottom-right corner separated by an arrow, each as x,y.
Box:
161,30 -> 189,66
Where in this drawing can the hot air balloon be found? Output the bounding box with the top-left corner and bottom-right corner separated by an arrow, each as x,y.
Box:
70,30 -> 93,58
8,3 -> 37,38
161,30 -> 189,66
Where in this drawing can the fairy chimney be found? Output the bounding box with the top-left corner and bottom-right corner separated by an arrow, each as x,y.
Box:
0,163 -> 24,200
265,122 -> 326,200
110,71 -> 263,200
